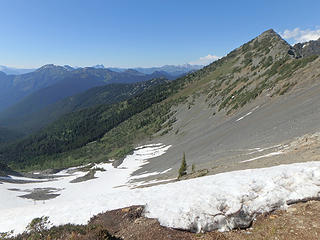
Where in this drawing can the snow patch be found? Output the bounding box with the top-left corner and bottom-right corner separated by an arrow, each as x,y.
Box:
241,151 -> 284,163
0,175 -> 47,182
0,144 -> 172,234
143,162 -> 320,232
236,106 -> 259,122
245,145 -> 281,155
130,168 -> 172,180
2,144 -> 320,234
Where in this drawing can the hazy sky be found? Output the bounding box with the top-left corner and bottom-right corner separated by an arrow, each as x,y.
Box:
1,0 -> 319,68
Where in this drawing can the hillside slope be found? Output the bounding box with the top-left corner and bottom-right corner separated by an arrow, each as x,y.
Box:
1,78 -> 169,134
292,37 -> 320,57
65,29 -> 320,172
0,78 -> 177,169
0,127 -> 22,144
0,66 -> 175,113
0,65 -> 71,111
2,29 -> 320,172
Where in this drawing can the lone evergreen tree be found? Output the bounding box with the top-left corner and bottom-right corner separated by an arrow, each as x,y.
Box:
178,152 -> 187,178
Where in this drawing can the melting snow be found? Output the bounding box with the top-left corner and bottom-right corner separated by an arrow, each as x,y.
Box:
1,144 -> 320,234
130,168 -> 172,180
241,151 -> 284,163
236,106 -> 259,122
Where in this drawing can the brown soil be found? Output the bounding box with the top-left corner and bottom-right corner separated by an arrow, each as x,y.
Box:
9,201 -> 320,240
223,201 -> 320,240
86,201 -> 320,240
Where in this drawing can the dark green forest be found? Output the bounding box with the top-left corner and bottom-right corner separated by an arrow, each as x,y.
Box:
0,75 -> 188,170
0,78 -> 169,134
0,49 -> 247,171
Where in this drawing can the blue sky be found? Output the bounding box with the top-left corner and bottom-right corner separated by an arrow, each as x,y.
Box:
0,0 -> 319,68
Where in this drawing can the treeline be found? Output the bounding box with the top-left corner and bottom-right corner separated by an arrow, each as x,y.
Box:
0,78 -> 169,135
0,54 -> 224,170
0,74 -> 189,169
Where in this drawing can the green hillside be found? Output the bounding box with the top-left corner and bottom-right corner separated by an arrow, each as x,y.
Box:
1,29 -> 319,171
0,78 -> 169,134
0,78 -> 182,170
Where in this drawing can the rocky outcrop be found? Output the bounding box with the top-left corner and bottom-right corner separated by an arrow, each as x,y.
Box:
289,38 -> 320,58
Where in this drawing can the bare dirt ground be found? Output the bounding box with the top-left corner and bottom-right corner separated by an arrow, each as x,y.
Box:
84,201 -> 320,240
223,201 -> 320,240
9,201 -> 320,240
90,130 -> 320,240
135,77 -> 320,181
131,130 -> 320,186
203,131 -> 320,177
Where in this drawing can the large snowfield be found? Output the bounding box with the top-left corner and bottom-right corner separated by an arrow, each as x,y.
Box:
1,143 -> 320,234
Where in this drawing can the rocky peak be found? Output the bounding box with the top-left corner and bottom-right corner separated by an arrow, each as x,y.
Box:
233,29 -> 291,64
63,65 -> 75,71
259,28 -> 278,37
92,64 -> 105,69
291,38 -> 320,58
37,64 -> 56,70
35,64 -> 68,73
257,29 -> 290,48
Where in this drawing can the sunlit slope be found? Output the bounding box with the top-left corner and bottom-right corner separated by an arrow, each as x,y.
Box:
1,29 -> 319,171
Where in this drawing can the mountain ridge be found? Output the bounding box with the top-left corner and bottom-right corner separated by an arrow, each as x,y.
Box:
292,37 -> 320,58
0,78 -> 169,134
0,65 -> 35,75
1,29 -> 320,171
107,64 -> 203,75
0,66 -> 177,113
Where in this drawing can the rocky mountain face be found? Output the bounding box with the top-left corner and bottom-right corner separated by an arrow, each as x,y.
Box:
2,29 -> 320,240
68,28 -> 320,178
288,38 -> 320,58
2,29 -> 320,172
149,29 -> 320,177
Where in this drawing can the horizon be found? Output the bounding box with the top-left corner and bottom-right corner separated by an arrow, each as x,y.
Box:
1,0 -> 320,68
0,62 -> 204,71
2,1 -> 320,237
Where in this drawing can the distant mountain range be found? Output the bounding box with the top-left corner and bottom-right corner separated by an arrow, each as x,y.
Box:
106,64 -> 203,76
0,65 -> 73,111
2,29 -> 320,171
0,64 -> 203,76
0,65 -> 35,75
0,64 -> 191,112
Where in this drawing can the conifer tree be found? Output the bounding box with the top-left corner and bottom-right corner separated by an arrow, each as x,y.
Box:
178,152 -> 187,178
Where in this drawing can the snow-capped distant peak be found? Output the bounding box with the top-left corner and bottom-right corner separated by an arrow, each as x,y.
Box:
92,64 -> 105,69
